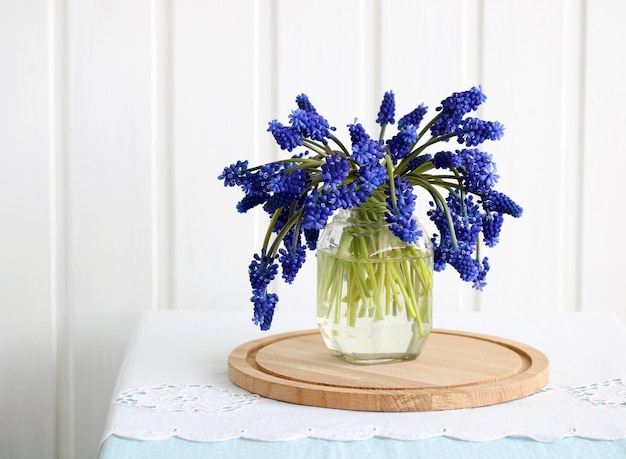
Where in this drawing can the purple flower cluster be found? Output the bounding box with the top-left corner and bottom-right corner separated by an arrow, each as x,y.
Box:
434,149 -> 500,194
349,122 -> 385,165
425,143 -> 521,287
387,126 -> 418,163
431,86 -> 487,137
456,118 -> 505,147
398,104 -> 428,130
427,192 -> 496,290
320,153 -> 350,188
218,88 -> 522,329
376,91 -> 396,125
267,94 -> 334,151
385,177 -> 422,243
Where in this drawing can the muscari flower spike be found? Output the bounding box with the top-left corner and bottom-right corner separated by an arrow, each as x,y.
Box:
376,90 -> 396,125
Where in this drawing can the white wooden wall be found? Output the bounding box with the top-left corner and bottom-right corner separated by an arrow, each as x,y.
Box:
1,1 -> 625,457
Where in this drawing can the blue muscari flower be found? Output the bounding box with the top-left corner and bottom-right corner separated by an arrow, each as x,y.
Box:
430,238 -> 480,283
472,257 -> 490,291
237,192 -> 269,213
351,138 -> 385,166
376,90 -> 395,125
301,191 -> 335,230
299,111 -> 333,143
288,109 -> 309,131
251,289 -> 278,331
406,153 -> 432,172
235,163 -> 282,212
482,213 -> 504,247
320,153 -> 350,188
426,205 -> 451,255
348,121 -> 368,144
447,248 -> 480,282
355,162 -> 388,203
457,149 -> 499,194
431,86 -> 487,137
290,95 -> 334,143
348,122 -> 385,166
295,93 -> 317,113
427,192 -> 485,284
263,191 -> 299,215
303,228 -> 319,250
385,176 -> 422,243
248,253 -> 279,290
437,192 -> 482,252
386,125 -> 418,163
398,104 -> 428,130
241,163 -> 280,195
359,163 -> 388,190
333,181 -> 360,209
218,160 -> 249,187
456,118 -> 505,147
279,234 -> 307,284
432,150 -> 462,169
320,182 -> 356,210
267,120 -> 302,151
268,168 -> 310,194
454,195 -> 483,245
482,190 -> 523,217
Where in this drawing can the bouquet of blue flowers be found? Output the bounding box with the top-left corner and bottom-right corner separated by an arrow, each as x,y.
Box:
219,86 -> 522,330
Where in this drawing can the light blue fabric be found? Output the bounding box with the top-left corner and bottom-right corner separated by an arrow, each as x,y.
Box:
99,435 -> 626,459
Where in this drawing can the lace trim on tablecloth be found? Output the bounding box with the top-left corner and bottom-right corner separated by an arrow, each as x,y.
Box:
114,379 -> 626,414
532,378 -> 626,408
115,384 -> 259,413
566,378 -> 626,407
104,378 -> 626,443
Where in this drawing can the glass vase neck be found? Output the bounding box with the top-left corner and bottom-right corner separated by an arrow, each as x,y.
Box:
345,194 -> 389,226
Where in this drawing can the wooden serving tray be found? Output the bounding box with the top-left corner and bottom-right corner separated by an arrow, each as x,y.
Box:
228,329 -> 549,412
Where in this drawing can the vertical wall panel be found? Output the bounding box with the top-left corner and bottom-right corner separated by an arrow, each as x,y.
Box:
150,0 -> 173,311
555,0 -> 585,314
273,0 -> 375,119
66,1 -> 157,455
172,0 -> 259,313
581,1 -> 626,323
480,1 -> 573,313
379,0 -> 477,98
0,1 -> 56,458
50,0 -> 73,456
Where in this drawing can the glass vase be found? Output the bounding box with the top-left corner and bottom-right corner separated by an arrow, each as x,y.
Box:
316,202 -> 434,365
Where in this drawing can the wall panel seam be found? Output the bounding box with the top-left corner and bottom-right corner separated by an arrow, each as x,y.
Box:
48,0 -> 74,457
574,0 -> 587,312
557,0 -> 586,312
464,0 -> 484,312
150,0 -> 173,310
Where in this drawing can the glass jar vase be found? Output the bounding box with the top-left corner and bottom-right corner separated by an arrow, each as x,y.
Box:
316,203 -> 434,365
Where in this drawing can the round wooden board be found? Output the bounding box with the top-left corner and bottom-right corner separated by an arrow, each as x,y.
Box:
228,329 -> 549,412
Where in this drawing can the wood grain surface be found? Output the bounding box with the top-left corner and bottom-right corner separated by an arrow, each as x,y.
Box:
228,329 -> 549,412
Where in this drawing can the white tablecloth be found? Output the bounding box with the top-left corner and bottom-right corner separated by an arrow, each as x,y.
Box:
100,308 -> 626,445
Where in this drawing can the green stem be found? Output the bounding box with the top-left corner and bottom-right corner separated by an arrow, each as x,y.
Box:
263,208 -> 285,253
266,207 -> 305,257
410,176 -> 459,250
379,123 -> 387,142
385,156 -> 397,209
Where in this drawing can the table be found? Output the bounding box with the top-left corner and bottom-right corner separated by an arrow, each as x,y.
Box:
98,308 -> 626,458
